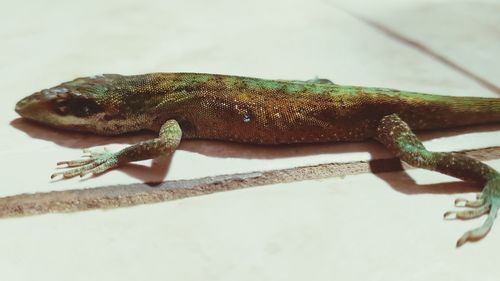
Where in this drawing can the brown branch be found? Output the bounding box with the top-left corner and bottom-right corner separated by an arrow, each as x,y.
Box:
1,146 -> 499,218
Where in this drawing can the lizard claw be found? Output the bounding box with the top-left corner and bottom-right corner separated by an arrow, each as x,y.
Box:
446,177 -> 500,247
51,148 -> 119,179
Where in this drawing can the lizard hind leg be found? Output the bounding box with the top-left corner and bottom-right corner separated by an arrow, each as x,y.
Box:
51,119 -> 182,179
374,113 -> 500,247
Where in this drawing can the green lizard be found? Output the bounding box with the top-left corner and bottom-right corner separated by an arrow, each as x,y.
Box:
15,72 -> 500,246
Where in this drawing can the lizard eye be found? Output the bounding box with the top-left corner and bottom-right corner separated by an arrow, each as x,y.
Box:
53,98 -> 69,115
55,105 -> 69,115
52,97 -> 103,117
72,99 -> 103,117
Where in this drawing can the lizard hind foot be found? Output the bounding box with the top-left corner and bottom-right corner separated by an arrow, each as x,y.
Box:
445,177 -> 500,247
51,148 -> 119,179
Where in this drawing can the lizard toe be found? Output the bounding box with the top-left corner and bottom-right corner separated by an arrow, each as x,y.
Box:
444,204 -> 490,220
453,177 -> 500,247
83,158 -> 119,177
51,148 -> 118,179
456,205 -> 499,247
454,197 -> 485,207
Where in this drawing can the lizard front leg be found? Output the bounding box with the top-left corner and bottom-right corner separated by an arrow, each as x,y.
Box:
375,113 -> 500,247
52,119 -> 182,179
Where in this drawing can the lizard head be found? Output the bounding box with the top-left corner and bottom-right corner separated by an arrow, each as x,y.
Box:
15,74 -> 140,135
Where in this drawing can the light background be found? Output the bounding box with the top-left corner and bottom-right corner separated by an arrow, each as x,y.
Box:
1,0 -> 500,280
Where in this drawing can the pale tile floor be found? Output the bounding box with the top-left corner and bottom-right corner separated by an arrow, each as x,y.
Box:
1,0 -> 499,280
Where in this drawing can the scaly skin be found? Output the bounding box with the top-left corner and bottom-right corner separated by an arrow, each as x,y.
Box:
14,72 -> 500,247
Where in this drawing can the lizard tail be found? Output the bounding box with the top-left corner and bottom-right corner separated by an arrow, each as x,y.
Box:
398,94 -> 500,130
446,96 -> 500,124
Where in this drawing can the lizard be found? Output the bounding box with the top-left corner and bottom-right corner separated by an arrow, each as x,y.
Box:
14,72 -> 500,247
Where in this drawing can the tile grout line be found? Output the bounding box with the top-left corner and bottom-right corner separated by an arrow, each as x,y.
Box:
330,3 -> 500,95
1,146 -> 499,218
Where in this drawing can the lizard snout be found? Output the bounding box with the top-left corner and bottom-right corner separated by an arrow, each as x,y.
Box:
15,92 -> 42,117
15,87 -> 68,117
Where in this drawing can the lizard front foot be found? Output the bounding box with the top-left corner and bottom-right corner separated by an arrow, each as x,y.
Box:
444,177 -> 500,247
51,148 -> 119,179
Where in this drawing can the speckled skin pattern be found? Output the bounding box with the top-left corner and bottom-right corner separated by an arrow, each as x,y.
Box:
14,72 -> 500,247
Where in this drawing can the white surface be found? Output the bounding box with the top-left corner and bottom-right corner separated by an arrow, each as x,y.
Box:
1,0 -> 500,280
1,169 -> 500,281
